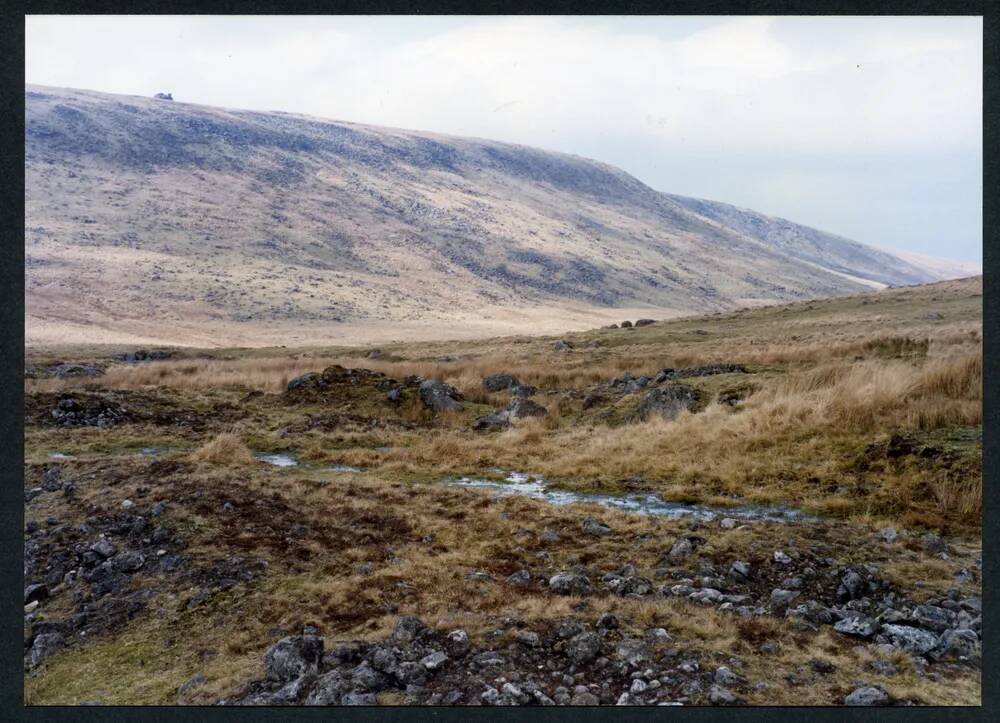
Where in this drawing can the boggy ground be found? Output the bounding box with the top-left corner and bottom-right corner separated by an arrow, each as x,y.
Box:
23,277 -> 982,705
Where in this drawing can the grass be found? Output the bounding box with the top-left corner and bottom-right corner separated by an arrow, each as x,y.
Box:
23,277 -> 982,705
188,433 -> 255,466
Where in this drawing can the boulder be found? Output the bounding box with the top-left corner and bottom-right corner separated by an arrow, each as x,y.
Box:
881,624 -> 939,655
921,533 -> 947,554
264,636 -> 323,682
418,380 -> 463,412
507,398 -> 547,420
632,385 -> 699,422
549,572 -> 592,596
911,604 -> 956,633
566,632 -> 601,664
552,340 -> 573,352
728,560 -> 752,582
482,373 -> 520,392
833,615 -> 880,639
620,320 -> 633,328
581,517 -> 611,536
634,319 -> 655,327
29,632 -> 65,667
391,616 -> 429,643
769,589 -> 800,611
932,628 -> 981,664
844,686 -> 889,706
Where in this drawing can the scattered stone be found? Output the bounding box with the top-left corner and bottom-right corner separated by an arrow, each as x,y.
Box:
844,686 -> 889,706
772,550 -> 792,565
420,651 -> 448,671
581,517 -> 611,536
833,615 -> 880,639
881,624 -> 939,655
418,380 -> 463,412
549,572 -> 592,596
566,632 -> 601,664
264,636 -> 323,683
921,533 -> 946,554
708,685 -> 737,705
878,527 -> 898,543
632,385 -> 699,422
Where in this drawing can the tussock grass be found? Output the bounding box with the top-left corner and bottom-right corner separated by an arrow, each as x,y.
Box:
188,433 -> 254,466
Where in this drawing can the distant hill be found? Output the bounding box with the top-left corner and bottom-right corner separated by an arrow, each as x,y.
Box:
25,85 -> 955,346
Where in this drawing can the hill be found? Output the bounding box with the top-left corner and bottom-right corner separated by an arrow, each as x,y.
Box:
25,85 -> 954,346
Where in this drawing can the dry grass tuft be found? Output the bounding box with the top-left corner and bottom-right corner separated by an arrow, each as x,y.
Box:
188,433 -> 254,466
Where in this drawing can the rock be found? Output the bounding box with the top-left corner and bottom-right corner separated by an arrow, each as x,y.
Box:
177,673 -> 207,697
566,632 -> 601,663
24,584 -> 48,605
616,576 -> 653,597
287,372 -> 320,391
472,410 -> 511,432
154,92 -> 174,100
418,380 -> 463,412
708,685 -> 737,705
836,569 -> 866,602
597,612 -> 619,630
921,533 -> 946,554
90,537 -> 116,559
809,659 -> 835,674
30,632 -> 65,667
47,363 -> 102,379
632,384 -> 699,422
581,517 -> 611,536
869,660 -> 899,676
121,499 -> 135,510
772,550 -> 792,565
150,501 -> 167,516
552,340 -> 573,352
386,388 -> 402,403
549,572 -> 592,596
689,588 -> 724,605
342,692 -> 377,705
445,629 -> 470,658
420,651 -> 449,671
720,518 -> 738,530
506,569 -> 531,586
507,397 -> 547,420
391,616 -> 429,643
620,320 -> 633,328
912,604 -> 955,633
112,551 -> 145,573
844,686 -> 889,706
728,560 -> 752,582
304,670 -> 350,705
515,631 -> 541,648
714,666 -> 742,685
41,468 -> 63,491
881,624 -> 939,655
634,319 -> 655,327
667,535 -> 704,562
482,373 -> 520,392
264,636 -> 323,682
569,690 -> 600,705
933,629 -> 981,664
833,615 -> 880,639
769,589 -> 799,611
510,384 -> 538,398
878,527 -> 898,543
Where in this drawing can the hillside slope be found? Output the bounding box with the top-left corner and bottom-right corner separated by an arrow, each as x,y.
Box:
25,85 -> 945,346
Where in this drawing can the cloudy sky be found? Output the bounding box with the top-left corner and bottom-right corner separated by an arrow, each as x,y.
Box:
26,15 -> 983,264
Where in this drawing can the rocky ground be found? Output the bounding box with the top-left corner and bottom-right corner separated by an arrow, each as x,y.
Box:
23,281 -> 983,706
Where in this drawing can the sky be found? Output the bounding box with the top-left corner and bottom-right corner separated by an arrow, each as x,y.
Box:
25,15 -> 983,264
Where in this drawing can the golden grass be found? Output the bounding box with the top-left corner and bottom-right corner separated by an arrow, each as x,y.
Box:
188,433 -> 254,466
